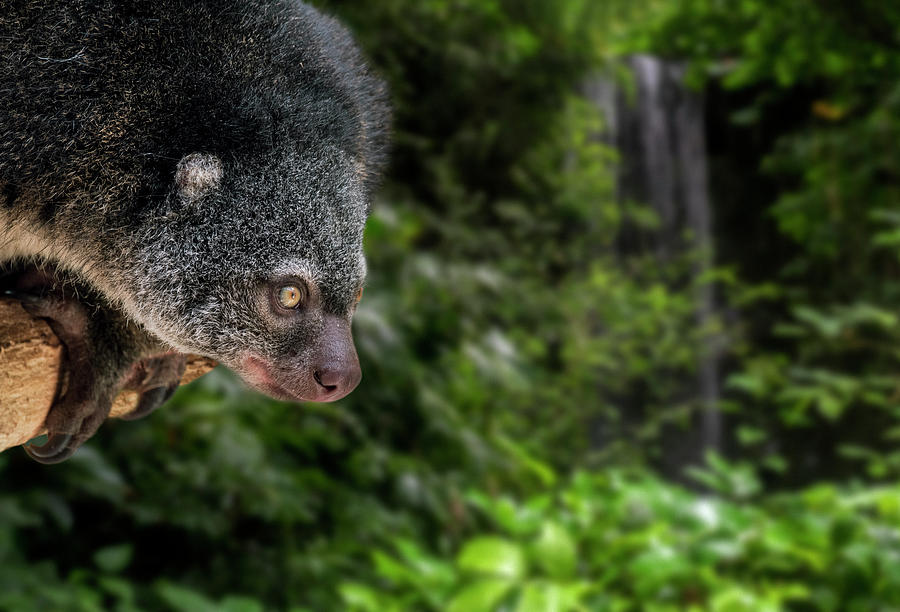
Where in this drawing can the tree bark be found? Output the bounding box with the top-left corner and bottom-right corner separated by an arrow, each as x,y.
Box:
0,300 -> 215,452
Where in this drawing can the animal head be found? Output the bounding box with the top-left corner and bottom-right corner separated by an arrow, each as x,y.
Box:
124,146 -> 370,402
71,1 -> 389,403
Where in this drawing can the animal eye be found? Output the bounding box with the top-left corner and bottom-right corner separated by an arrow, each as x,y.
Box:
355,287 -> 363,303
277,285 -> 304,309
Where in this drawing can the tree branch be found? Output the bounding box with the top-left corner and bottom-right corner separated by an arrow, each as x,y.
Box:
0,300 -> 215,452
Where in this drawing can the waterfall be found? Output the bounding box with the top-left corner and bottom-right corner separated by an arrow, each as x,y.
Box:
586,55 -> 722,457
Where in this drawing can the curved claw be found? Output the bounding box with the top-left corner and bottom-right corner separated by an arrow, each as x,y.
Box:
24,433 -> 76,464
120,384 -> 177,421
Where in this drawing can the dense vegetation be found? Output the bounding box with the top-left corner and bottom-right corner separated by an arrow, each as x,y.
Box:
2,0 -> 899,609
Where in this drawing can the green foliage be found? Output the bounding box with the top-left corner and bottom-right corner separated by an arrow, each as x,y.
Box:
3,0 -> 900,609
341,466 -> 900,611
617,0 -> 900,481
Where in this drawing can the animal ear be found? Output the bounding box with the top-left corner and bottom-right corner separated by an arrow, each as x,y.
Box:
175,153 -> 223,201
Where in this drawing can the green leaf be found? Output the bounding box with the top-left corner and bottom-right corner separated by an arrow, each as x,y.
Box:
97,576 -> 136,606
710,586 -> 762,612
466,491 -> 543,537
93,544 -> 133,574
155,581 -> 219,612
339,582 -> 384,612
531,522 -> 577,579
372,550 -> 421,585
515,581 -> 564,612
816,392 -> 843,421
492,434 -> 557,487
793,306 -> 842,338
458,537 -> 526,579
725,373 -> 767,398
736,426 -> 766,446
220,597 -> 264,612
446,578 -> 515,612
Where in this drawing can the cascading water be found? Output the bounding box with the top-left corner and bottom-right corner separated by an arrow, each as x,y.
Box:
586,55 -> 722,459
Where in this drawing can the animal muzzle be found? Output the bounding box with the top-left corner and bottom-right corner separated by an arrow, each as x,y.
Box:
312,361 -> 361,401
238,315 -> 362,402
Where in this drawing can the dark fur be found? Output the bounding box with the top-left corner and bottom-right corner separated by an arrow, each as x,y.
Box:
0,0 -> 390,460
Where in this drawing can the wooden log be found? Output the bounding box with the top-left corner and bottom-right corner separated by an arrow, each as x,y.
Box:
0,300 -> 216,452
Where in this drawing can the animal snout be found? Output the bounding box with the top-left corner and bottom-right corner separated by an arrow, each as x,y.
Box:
313,362 -> 361,401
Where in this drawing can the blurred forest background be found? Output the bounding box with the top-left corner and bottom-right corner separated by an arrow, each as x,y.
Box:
3,0 -> 900,610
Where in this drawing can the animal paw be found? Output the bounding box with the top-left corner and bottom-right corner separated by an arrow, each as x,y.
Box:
2,266 -> 172,463
118,353 -> 187,421
5,271 -> 114,463
25,386 -> 114,464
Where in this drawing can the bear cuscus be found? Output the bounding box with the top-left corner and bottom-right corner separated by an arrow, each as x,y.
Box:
0,0 -> 391,463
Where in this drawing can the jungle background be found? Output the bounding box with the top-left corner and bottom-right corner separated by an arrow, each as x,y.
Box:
3,0 -> 900,610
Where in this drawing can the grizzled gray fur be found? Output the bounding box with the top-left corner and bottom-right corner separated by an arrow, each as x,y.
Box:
0,0 -> 390,462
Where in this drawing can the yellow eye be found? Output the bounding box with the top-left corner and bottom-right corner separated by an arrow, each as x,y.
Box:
355,287 -> 364,303
278,285 -> 303,309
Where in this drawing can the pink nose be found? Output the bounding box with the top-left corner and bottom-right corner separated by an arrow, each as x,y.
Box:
313,364 -> 361,401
